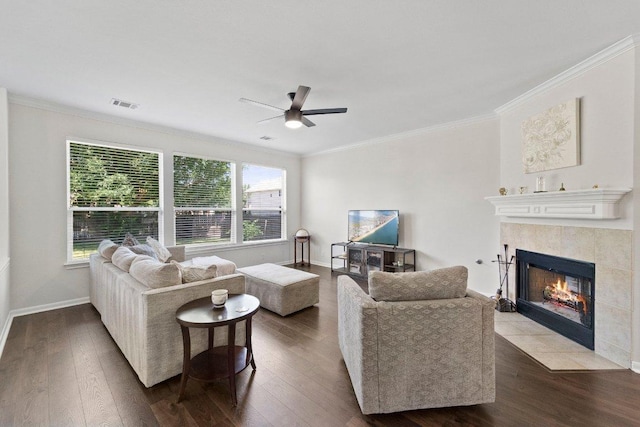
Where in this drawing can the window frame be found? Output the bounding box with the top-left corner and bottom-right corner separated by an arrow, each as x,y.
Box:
66,138 -> 163,264
241,163 -> 287,244
172,152 -> 237,249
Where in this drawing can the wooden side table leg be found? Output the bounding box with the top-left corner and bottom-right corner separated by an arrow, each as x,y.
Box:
246,317 -> 256,370
228,324 -> 237,406
177,325 -> 191,402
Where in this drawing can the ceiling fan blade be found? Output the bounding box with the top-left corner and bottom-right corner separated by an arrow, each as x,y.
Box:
291,86 -> 310,110
239,98 -> 285,113
301,116 -> 316,127
257,114 -> 284,124
302,107 -> 348,116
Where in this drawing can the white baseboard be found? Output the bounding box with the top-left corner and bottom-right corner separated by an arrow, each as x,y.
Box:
312,260 -> 331,269
632,361 -> 640,374
0,313 -> 12,361
0,296 -> 90,359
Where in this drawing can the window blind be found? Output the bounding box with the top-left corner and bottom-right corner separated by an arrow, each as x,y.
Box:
67,141 -> 161,261
173,155 -> 234,246
242,164 -> 285,242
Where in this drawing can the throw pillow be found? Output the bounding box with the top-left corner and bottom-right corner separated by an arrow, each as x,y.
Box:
146,236 -> 172,262
121,232 -> 140,247
191,255 -> 237,277
368,266 -> 468,301
128,244 -> 158,259
111,246 -> 139,272
97,239 -> 118,260
171,261 -> 218,283
130,256 -> 182,289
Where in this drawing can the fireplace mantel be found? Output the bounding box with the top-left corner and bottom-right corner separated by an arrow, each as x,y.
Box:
485,188 -> 631,219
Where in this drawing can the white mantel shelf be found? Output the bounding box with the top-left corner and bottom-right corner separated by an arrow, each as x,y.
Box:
485,188 -> 632,219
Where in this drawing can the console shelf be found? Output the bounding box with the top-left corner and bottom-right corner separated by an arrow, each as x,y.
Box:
331,242 -> 415,278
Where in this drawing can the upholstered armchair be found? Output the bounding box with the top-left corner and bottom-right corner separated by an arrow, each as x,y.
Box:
337,266 -> 495,414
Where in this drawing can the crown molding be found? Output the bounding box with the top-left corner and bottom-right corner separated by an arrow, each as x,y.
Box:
305,112 -> 498,158
495,34 -> 640,115
7,94 -> 300,159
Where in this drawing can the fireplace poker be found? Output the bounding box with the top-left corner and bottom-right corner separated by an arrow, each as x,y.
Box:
494,254 -> 503,297
492,246 -> 516,312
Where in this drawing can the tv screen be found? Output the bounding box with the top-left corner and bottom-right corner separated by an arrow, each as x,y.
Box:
348,210 -> 399,246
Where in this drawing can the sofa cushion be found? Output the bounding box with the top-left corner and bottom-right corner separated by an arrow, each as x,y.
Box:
122,232 -> 140,247
130,256 -> 182,289
129,244 -> 158,259
172,261 -> 218,283
146,236 -> 172,262
368,266 -> 468,301
97,239 -> 118,260
111,246 -> 139,272
191,255 -> 237,277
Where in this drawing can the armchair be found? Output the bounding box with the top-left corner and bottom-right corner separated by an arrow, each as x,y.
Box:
337,267 -> 495,414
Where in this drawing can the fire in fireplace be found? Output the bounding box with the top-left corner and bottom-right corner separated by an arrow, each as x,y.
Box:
516,249 -> 595,350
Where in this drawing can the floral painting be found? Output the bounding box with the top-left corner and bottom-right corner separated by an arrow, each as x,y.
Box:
522,99 -> 580,173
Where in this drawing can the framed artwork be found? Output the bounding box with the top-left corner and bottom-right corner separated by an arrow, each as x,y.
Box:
521,98 -> 580,173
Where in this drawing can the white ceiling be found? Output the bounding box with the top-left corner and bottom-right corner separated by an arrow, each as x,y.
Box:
2,1 -> 640,156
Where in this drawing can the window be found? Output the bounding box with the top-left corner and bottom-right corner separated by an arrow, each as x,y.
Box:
242,164 -> 285,242
174,155 -> 234,246
67,141 -> 161,261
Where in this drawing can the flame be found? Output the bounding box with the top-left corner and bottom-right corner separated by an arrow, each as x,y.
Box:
545,279 -> 587,314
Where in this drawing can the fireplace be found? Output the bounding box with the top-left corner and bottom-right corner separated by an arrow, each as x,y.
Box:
516,249 -> 595,350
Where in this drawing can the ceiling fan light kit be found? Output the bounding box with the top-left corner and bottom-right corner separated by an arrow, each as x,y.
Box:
240,85 -> 347,129
284,109 -> 303,129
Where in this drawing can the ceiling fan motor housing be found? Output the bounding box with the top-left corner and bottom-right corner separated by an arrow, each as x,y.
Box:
285,109 -> 303,128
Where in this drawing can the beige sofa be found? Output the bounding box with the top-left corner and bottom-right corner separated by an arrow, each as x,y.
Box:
89,245 -> 246,387
337,267 -> 495,414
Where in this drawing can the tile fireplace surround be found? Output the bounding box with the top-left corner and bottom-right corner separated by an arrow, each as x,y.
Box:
500,223 -> 632,368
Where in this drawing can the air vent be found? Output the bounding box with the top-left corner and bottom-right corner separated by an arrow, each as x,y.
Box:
111,98 -> 139,110
259,136 -> 274,141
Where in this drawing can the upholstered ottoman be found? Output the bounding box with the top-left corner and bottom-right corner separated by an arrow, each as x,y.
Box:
236,263 -> 319,316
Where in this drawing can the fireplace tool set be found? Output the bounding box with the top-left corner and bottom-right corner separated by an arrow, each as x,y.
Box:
492,244 -> 516,312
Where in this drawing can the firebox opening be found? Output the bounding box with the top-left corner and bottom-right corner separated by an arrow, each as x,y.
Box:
516,249 -> 595,350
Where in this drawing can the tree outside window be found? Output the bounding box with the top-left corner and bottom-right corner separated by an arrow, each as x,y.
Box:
67,141 -> 161,261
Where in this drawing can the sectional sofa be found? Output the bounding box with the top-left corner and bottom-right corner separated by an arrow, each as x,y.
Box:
89,243 -> 246,387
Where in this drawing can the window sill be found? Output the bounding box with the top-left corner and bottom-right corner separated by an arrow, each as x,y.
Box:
185,239 -> 288,257
64,260 -> 89,269
64,239 -> 289,267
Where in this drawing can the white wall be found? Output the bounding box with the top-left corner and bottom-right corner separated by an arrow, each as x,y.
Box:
0,88 -> 10,345
301,118 -> 501,295
8,99 -> 301,311
633,44 -> 640,370
498,44 -> 639,368
499,50 -> 635,230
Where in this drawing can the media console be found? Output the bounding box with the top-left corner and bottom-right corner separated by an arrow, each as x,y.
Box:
330,242 -> 416,278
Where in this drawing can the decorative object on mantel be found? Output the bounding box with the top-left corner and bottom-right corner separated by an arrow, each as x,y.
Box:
484,187 -> 632,219
522,98 -> 580,173
499,187 -> 507,196
491,244 -> 516,312
535,176 -> 546,193
519,186 -> 527,194
593,184 -> 599,188
559,182 -> 566,191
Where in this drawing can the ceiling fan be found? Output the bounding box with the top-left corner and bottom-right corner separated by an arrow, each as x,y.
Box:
239,85 -> 347,129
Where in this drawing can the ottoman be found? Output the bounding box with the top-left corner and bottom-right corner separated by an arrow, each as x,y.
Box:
236,263 -> 319,316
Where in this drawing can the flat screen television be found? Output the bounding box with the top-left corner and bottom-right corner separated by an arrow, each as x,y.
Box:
348,210 -> 399,246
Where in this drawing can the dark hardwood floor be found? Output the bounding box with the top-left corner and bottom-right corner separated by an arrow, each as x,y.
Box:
2,265 -> 640,426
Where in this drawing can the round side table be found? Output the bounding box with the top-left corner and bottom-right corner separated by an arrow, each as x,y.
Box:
175,293 -> 260,405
